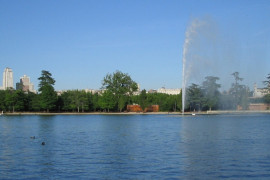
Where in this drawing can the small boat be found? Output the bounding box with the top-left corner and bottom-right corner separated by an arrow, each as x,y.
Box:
192,113 -> 196,116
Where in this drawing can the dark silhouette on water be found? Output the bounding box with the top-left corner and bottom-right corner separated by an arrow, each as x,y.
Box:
30,136 -> 35,139
41,142 -> 45,145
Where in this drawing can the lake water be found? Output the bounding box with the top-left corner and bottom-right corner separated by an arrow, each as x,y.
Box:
1,114 -> 270,179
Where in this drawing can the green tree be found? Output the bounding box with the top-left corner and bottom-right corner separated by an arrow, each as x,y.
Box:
263,73 -> 270,107
219,92 -> 234,110
92,93 -> 100,112
176,91 -> 182,111
0,90 -> 6,111
29,92 -> 41,111
38,70 -> 57,112
130,92 -> 182,112
86,92 -> 94,112
263,73 -> 270,92
264,94 -> 270,104
77,91 -> 89,112
56,95 -> 63,112
139,89 -> 147,110
14,90 -> 27,111
69,90 -> 89,112
102,70 -> 138,112
60,90 -> 89,112
201,76 -> 221,111
4,89 -> 26,112
118,96 -> 127,112
98,90 -> 116,112
230,72 -> 243,109
239,85 -> 250,110
229,72 -> 249,109
186,83 -> 203,112
60,91 -> 71,111
5,89 -> 17,112
163,95 -> 176,112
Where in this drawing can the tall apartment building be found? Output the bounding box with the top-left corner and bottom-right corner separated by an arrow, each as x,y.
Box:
16,75 -> 35,93
3,67 -> 13,90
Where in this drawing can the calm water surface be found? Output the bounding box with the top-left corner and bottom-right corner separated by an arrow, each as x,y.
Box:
1,114 -> 270,179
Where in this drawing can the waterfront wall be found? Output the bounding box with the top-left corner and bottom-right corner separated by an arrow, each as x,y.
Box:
127,105 -> 143,112
249,103 -> 270,111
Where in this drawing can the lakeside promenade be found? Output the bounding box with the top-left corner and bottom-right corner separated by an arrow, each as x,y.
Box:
2,110 -> 270,116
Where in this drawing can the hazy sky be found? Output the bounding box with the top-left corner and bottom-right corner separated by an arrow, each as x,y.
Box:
0,0 -> 270,91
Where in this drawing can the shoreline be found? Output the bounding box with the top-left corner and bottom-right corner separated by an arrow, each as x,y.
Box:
1,110 -> 270,116
2,112 -> 177,116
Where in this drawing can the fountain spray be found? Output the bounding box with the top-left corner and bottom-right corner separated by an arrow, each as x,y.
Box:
182,19 -> 205,114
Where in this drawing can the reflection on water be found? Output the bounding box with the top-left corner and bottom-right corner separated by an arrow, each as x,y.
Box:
1,114 -> 270,179
181,114 -> 270,179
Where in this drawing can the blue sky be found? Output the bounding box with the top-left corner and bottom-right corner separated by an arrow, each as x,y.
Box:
0,0 -> 270,91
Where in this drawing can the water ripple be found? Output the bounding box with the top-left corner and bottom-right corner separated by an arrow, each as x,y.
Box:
1,114 -> 270,179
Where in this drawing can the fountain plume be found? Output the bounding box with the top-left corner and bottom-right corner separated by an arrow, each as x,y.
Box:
182,19 -> 206,114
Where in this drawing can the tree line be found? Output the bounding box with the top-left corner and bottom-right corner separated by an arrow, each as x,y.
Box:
0,70 -> 182,113
185,72 -> 270,111
0,70 -> 269,113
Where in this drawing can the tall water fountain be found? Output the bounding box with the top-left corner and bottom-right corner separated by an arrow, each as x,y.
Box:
182,19 -> 205,114
181,16 -> 269,114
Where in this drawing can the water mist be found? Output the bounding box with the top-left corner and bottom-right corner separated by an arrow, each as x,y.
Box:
182,19 -> 206,114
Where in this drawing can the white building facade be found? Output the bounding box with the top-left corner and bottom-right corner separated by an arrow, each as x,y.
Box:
253,83 -> 269,98
157,87 -> 181,95
3,67 -> 13,90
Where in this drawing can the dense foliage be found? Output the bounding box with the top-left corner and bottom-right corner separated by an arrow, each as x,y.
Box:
263,73 -> 270,105
263,73 -> 270,90
0,70 -> 182,113
0,90 -> 39,112
131,91 -> 182,112
0,70 -> 269,113
38,70 -> 57,112
264,94 -> 270,104
185,73 -> 252,111
0,89 -> 182,112
102,70 -> 138,112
